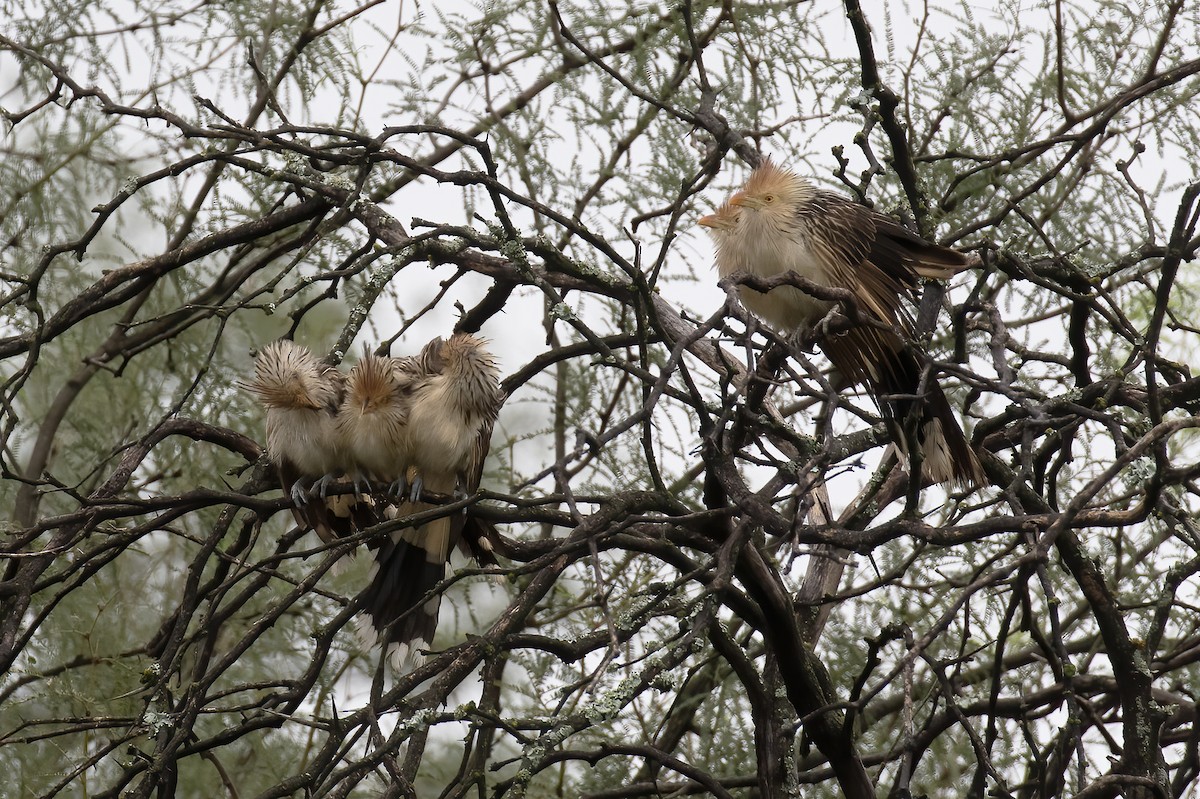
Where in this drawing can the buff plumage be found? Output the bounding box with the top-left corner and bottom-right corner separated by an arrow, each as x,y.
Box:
337,350 -> 419,492
701,159 -> 983,487
353,333 -> 503,668
244,334 -> 503,670
243,339 -> 349,538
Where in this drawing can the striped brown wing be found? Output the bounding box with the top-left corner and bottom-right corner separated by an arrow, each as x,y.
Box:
821,328 -> 982,487
411,336 -> 446,374
799,192 -> 915,331
871,215 -> 969,280
319,364 -> 346,411
800,193 -> 980,486
454,388 -> 503,567
805,189 -> 968,288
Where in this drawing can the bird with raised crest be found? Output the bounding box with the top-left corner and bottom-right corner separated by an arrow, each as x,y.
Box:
245,335 -> 502,670
242,339 -> 357,543
351,333 -> 503,668
699,159 -> 984,487
336,348 -> 422,496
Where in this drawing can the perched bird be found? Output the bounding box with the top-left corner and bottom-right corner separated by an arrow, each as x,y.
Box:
245,335 -> 502,669
404,333 -> 503,501
336,349 -> 421,495
700,159 -> 983,487
242,339 -> 356,542
352,333 -> 503,668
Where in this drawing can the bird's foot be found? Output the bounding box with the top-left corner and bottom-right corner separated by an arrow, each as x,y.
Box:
313,473 -> 338,499
351,474 -> 373,497
408,474 -> 424,503
289,481 -> 311,507
813,306 -> 849,340
387,475 -> 408,498
787,323 -> 814,352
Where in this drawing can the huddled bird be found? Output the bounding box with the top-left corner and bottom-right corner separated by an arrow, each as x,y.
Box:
349,333 -> 503,667
700,158 -> 983,487
337,349 -> 420,496
245,333 -> 503,668
242,339 -> 353,544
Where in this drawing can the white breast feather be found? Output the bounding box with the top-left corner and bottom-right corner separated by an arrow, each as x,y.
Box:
266,406 -> 342,475
722,212 -> 832,331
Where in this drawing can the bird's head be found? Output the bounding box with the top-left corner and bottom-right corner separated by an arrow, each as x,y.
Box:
441,333 -> 496,376
243,340 -> 334,410
728,159 -> 809,218
347,352 -> 400,415
698,201 -> 740,236
434,334 -> 501,415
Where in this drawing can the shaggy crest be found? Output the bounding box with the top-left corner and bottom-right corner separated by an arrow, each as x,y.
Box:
442,333 -> 495,371
734,159 -> 813,210
244,339 -> 338,410
345,351 -> 403,415
440,333 -> 501,416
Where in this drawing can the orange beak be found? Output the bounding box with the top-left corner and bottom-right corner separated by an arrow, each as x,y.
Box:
698,214 -> 719,228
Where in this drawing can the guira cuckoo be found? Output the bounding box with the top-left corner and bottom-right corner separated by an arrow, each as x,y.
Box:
243,339 -> 361,543
700,159 -> 983,487
246,336 -> 502,669
337,349 -> 420,495
348,333 -> 503,667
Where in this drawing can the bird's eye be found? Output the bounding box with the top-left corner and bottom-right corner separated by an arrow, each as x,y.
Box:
764,194 -> 775,203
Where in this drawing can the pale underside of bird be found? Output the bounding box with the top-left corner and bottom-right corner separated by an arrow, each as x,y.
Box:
245,334 -> 503,670
700,158 -> 984,488
242,339 -> 360,543
346,333 -> 503,669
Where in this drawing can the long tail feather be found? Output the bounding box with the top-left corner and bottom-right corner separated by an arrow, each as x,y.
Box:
357,513 -> 451,670
822,330 -> 982,487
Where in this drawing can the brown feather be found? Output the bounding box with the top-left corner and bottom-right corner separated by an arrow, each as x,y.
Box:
354,333 -> 503,668
242,340 -> 356,536
245,337 -> 505,669
337,350 -> 419,483
872,216 -> 970,280
701,160 -> 983,487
